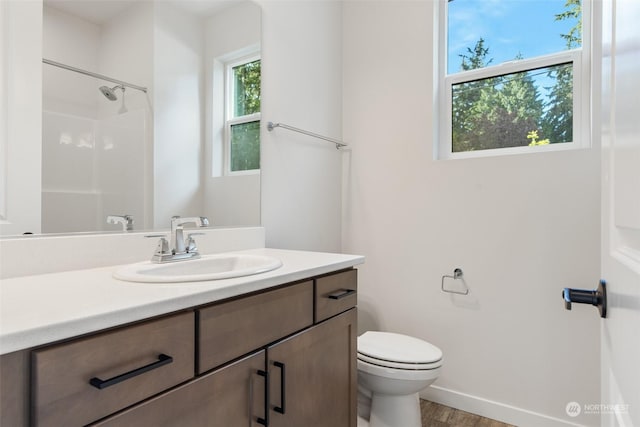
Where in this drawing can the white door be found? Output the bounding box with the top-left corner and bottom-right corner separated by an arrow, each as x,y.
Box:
600,0 -> 640,425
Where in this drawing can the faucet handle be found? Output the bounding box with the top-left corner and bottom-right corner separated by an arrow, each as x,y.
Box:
185,233 -> 205,253
150,237 -> 171,263
156,237 -> 170,254
107,214 -> 134,231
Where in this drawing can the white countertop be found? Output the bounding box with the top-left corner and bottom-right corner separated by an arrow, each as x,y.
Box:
0,248 -> 364,355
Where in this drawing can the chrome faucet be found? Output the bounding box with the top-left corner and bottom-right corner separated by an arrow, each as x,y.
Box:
107,215 -> 134,231
151,216 -> 209,263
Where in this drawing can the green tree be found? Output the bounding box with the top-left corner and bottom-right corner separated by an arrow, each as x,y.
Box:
231,121 -> 260,172
527,130 -> 550,146
452,42 -> 545,151
451,0 -> 583,151
541,0 -> 581,143
556,0 -> 582,49
234,60 -> 261,116
451,38 -> 496,152
231,60 -> 261,172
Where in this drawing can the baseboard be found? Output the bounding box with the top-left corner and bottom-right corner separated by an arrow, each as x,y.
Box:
420,385 -> 586,427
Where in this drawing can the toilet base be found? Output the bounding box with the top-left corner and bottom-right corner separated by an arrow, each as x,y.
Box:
369,392 -> 421,427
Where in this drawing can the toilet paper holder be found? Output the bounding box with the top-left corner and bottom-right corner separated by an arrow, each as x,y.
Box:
441,268 -> 469,295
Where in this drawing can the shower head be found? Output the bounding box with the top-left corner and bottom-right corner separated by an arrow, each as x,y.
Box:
99,85 -> 124,101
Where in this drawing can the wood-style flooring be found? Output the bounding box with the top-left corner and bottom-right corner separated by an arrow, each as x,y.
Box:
420,400 -> 516,427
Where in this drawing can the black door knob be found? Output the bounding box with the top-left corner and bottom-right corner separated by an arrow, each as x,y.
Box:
562,280 -> 607,318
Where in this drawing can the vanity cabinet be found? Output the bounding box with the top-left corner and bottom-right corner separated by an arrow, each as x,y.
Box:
95,309 -> 356,427
0,268 -> 358,427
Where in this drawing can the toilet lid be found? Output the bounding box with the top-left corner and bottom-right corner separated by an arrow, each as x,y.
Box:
357,331 -> 443,365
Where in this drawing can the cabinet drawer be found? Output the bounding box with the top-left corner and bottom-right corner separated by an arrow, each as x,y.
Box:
198,281 -> 313,374
315,269 -> 357,322
92,351 -> 266,427
32,312 -> 194,427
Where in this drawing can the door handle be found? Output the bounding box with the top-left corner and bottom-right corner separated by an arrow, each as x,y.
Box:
562,280 -> 607,318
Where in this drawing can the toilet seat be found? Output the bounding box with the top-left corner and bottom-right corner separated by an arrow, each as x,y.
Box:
358,331 -> 443,369
357,352 -> 441,370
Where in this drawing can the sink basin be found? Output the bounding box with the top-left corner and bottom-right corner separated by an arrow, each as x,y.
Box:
114,253 -> 283,283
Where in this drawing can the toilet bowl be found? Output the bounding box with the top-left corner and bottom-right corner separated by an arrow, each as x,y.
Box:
357,331 -> 442,427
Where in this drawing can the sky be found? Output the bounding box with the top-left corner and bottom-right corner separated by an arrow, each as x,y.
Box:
447,0 -> 580,74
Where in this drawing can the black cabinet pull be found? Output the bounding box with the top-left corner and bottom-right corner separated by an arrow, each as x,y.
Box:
327,289 -> 356,300
257,369 -> 269,426
273,361 -> 286,414
89,353 -> 173,390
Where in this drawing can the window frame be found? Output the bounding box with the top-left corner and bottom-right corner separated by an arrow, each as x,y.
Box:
224,53 -> 261,176
436,0 -> 592,160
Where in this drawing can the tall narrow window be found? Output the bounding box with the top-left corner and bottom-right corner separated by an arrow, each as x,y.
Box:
438,0 -> 590,158
226,56 -> 261,173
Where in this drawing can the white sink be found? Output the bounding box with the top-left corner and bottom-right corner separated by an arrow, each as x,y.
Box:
114,253 -> 283,283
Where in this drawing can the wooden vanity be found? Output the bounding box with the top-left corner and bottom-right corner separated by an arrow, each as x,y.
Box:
0,267 -> 358,426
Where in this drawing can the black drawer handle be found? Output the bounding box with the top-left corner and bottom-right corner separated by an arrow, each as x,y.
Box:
257,369 -> 269,426
273,361 -> 286,414
89,353 -> 173,390
327,289 -> 356,300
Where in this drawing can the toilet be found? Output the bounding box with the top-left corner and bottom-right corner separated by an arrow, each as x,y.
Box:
356,331 -> 443,427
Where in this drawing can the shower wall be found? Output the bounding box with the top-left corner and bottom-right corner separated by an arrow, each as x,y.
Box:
42,3 -> 151,233
41,110 -> 145,233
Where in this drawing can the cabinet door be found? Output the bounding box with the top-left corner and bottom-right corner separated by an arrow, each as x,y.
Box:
93,350 -> 266,427
267,309 -> 357,427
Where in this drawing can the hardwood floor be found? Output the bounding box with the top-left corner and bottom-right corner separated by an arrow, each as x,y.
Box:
420,400 -> 516,427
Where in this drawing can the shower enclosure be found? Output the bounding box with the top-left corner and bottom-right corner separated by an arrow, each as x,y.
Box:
41,4 -> 151,234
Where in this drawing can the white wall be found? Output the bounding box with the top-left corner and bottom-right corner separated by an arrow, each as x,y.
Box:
98,2 -> 154,232
259,0 -> 344,252
42,6 -> 101,233
153,2 -> 204,227
0,0 -> 42,236
204,1 -> 261,227
342,1 -> 602,426
98,1 -> 154,120
42,5 -> 100,117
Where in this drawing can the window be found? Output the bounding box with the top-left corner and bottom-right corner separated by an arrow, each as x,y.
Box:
225,56 -> 261,173
437,0 -> 590,159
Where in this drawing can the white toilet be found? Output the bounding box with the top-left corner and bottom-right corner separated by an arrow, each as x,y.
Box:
356,331 -> 443,427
